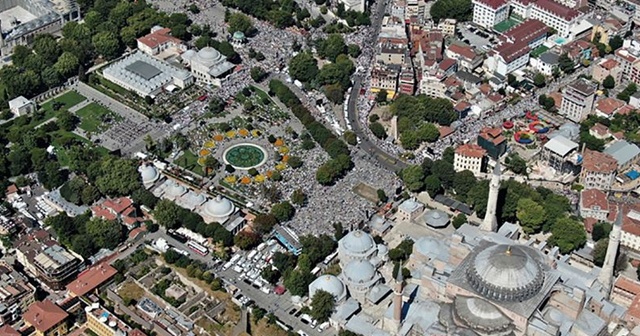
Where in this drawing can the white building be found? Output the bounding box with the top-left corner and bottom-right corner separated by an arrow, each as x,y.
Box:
530,51 -> 560,76
8,96 -> 36,116
137,26 -> 187,57
338,0 -> 365,12
454,144 -> 487,174
102,51 -> 193,97
397,199 -> 424,222
579,189 -> 610,221
559,78 -> 596,122
511,0 -> 583,38
181,47 -> 236,86
484,41 -> 530,77
472,0 -> 509,28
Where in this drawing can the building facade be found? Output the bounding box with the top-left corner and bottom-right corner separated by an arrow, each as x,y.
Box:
472,0 -> 510,28
580,149 -> 617,190
559,79 -> 597,122
454,144 -> 487,174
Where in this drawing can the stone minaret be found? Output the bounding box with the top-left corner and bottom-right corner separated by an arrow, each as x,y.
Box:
598,205 -> 623,299
480,162 -> 501,232
393,266 -> 404,333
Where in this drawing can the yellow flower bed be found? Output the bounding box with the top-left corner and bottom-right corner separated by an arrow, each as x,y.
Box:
251,130 -> 261,137
213,134 -> 224,142
203,141 -> 215,148
238,129 -> 249,137
224,175 -> 237,184
240,176 -> 251,184
275,163 -> 287,171
274,138 -> 285,147
226,130 -> 236,138
199,149 -> 211,156
254,175 -> 265,183
266,170 -> 274,179
197,157 -> 207,166
278,146 -> 289,154
282,155 -> 290,163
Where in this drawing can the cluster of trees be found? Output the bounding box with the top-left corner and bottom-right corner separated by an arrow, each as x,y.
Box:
154,199 -> 233,246
579,115 -> 608,151
281,234 -> 337,296
538,94 -> 556,111
617,82 -> 637,103
227,12 -> 254,35
592,32 -> 623,57
60,177 -> 101,205
46,212 -> 123,258
221,0 -> 308,28
389,95 -> 457,150
388,239 -> 414,262
400,153 -> 458,197
163,250 -> 223,290
430,0 -> 472,22
310,290 -> 336,323
335,3 -> 371,26
269,80 -> 353,185
504,153 -> 527,175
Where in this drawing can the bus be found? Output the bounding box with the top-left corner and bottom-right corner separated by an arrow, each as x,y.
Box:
186,241 -> 209,256
167,229 -> 188,243
323,251 -> 338,265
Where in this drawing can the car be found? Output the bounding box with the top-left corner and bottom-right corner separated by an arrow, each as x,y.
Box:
295,311 -> 303,318
289,308 -> 298,315
310,320 -> 318,328
297,331 -> 309,336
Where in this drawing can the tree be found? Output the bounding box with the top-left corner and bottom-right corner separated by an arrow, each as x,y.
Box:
41,67 -> 62,88
558,53 -> 575,73
32,34 -> 61,65
132,188 -> 159,208
505,153 -> 527,175
609,35 -> 623,51
291,189 -> 307,206
81,185 -> 101,205
417,123 -> 439,143
54,52 -> 79,78
603,75 -> 615,89
204,156 -> 219,174
317,34 -> 347,62
548,217 -> 587,254
284,269 -> 314,296
402,165 -> 425,192
516,198 -> 546,234
429,0 -> 473,22
377,189 -> 388,203
253,214 -> 278,235
533,73 -> 546,88
592,238 -> 608,266
617,83 -> 637,102
310,290 -> 336,323
92,31 -> 121,60
424,175 -> 442,197
234,231 -> 262,250
343,131 -> 357,145
453,170 -> 477,199
452,214 -> 467,229
85,217 -> 123,250
592,222 -> 612,241
250,66 -> 267,82
287,156 -> 303,169
261,267 -> 281,284
94,158 -> 140,196
288,52 -> 319,83
271,201 -> 295,222
324,83 -> 344,104
57,110 -> 78,131
154,199 -> 182,229
376,89 -> 388,103
348,44 -> 361,58
369,122 -> 387,139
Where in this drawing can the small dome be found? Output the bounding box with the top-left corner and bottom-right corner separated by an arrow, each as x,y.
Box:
340,230 -> 375,254
166,182 -> 186,198
466,244 -> 544,302
343,260 -> 376,283
139,165 -> 159,184
233,31 -> 245,40
309,275 -> 346,300
421,209 -> 450,228
203,195 -> 235,219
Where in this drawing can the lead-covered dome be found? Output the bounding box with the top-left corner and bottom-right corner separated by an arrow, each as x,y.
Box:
340,230 -> 375,254
196,47 -> 225,67
343,260 -> 376,284
203,195 -> 235,219
139,164 -> 159,185
466,244 -> 544,302
309,275 -> 346,302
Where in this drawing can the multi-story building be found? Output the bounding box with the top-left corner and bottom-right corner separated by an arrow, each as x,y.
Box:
419,76 -> 447,98
580,149 -> 618,190
484,40 -> 530,77
502,19 -> 549,50
512,0 -> 583,38
405,0 -> 426,18
86,304 -> 134,336
0,261 -> 36,325
376,43 -> 406,65
454,144 -> 487,174
477,127 -> 507,159
371,64 -> 400,99
398,56 -> 416,95
137,26 -> 187,58
14,230 -> 83,290
592,58 -> 623,83
22,300 -> 69,336
438,19 -> 457,37
445,43 -> 483,71
628,60 -> 640,86
540,135 -> 581,175
559,78 -> 597,122
579,189 -> 610,221
604,140 -> 640,172
614,48 -> 639,81
66,263 -> 118,298
472,0 -> 510,28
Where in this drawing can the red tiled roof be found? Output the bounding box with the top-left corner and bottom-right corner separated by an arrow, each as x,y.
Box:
455,144 -> 487,158
454,101 -> 471,111
616,49 -> 637,63
479,83 -> 492,95
480,127 -> 506,145
599,58 -> 619,70
475,0 -> 509,9
613,131 -> 625,140
137,28 -> 182,49
66,263 -> 117,297
6,184 -> 18,195
443,76 -> 461,87
130,329 -> 148,336
549,92 -> 563,108
596,97 -> 625,116
91,205 -> 117,221
23,300 -> 68,333
533,0 -> 581,21
495,40 -> 531,63
615,276 -> 640,296
583,217 -> 597,233
439,126 -> 455,138
628,294 -> 640,319
617,104 -> 635,116
439,58 -> 457,71
590,123 -> 610,136
504,19 -> 548,45
0,325 -> 20,336
582,149 -> 617,174
447,43 -> 477,60
580,189 -> 609,211
103,197 -> 133,214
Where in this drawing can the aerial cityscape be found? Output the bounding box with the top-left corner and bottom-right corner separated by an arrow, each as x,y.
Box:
2,0 -> 640,334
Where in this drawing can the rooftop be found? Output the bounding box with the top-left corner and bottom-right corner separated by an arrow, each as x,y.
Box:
533,0 -> 581,21
23,300 -> 68,332
603,140 -> 640,167
582,149 -> 617,174
580,189 -> 609,211
504,19 -> 548,45
544,135 -> 578,157
596,97 -> 625,116
447,43 -> 477,60
567,78 -> 597,96
66,263 -> 118,297
455,143 -> 487,158
137,27 -> 183,49
473,0 -> 509,9
598,58 -> 619,70
494,40 -> 530,63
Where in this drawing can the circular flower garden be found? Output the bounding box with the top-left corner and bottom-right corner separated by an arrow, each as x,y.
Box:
223,143 -> 268,169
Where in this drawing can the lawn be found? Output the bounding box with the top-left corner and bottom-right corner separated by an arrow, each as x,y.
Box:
75,102 -> 123,133
176,150 -> 204,176
494,18 -> 521,33
118,281 -> 146,302
530,45 -> 550,58
32,91 -> 87,128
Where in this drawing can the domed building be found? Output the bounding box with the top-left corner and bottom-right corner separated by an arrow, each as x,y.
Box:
308,275 -> 347,303
139,164 -> 161,188
338,230 -> 379,267
181,47 -> 235,86
446,243 -> 560,333
231,31 -> 246,47
199,195 -> 236,224
339,259 -> 381,303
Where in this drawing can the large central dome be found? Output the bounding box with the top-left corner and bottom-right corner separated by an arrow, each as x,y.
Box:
466,244 -> 544,302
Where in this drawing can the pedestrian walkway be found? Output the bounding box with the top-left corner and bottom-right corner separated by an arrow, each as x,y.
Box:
74,82 -> 149,124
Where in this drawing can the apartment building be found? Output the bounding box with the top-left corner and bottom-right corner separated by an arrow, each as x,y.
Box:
472,0 -> 510,28
484,40 -> 531,77
371,64 -> 401,99
580,149 -> 618,190
502,19 -> 549,50
559,78 -> 597,122
445,43 -> 483,71
454,144 -> 487,174
0,261 -> 36,325
511,0 -> 583,37
579,189 -> 610,221
592,58 -> 622,83
22,300 -> 69,336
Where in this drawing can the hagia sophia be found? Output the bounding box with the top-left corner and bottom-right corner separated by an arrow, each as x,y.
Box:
315,163 -> 636,336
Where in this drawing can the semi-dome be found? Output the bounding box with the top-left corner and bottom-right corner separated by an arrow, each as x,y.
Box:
343,260 -> 376,284
453,296 -> 513,334
203,195 -> 235,219
340,230 -> 375,254
466,244 -> 544,302
309,275 -> 346,301
139,164 -> 159,184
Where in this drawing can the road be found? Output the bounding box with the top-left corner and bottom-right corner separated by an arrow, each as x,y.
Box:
345,0 -> 408,172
